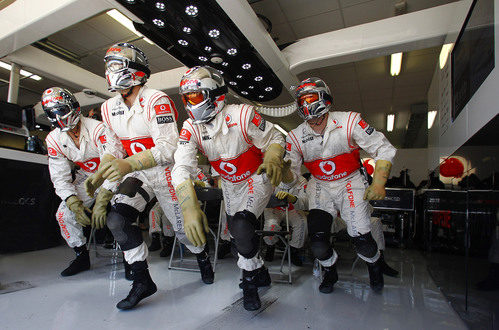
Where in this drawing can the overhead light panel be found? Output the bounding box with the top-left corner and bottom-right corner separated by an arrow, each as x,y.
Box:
439,43 -> 453,69
390,52 -> 402,76
0,61 -> 42,81
428,110 -> 437,129
106,9 -> 153,44
274,124 -> 288,136
387,114 -> 395,132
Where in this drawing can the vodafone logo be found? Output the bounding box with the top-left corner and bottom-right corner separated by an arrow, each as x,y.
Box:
219,161 -> 237,175
84,161 -> 98,171
48,147 -> 57,157
319,160 -> 336,175
130,142 -> 146,154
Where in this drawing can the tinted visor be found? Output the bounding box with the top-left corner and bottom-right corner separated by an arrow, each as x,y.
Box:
298,93 -> 319,107
105,59 -> 127,73
182,92 -> 205,106
45,105 -> 72,121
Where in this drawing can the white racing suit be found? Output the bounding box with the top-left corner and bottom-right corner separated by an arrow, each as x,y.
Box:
46,117 -> 121,248
148,200 -> 174,237
285,111 -> 396,265
101,86 -> 204,265
172,104 -> 284,271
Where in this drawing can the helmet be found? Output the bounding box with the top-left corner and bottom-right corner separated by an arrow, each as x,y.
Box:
104,43 -> 150,92
293,77 -> 333,121
179,66 -> 228,124
41,87 -> 81,132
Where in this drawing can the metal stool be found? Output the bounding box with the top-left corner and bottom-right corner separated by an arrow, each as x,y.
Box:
86,227 -> 122,260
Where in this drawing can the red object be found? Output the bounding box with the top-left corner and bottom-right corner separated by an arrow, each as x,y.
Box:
75,157 -> 101,173
48,147 -> 57,157
210,145 -> 263,183
98,135 -> 107,144
440,157 -> 464,178
363,160 -> 374,175
304,149 -> 361,181
154,103 -> 171,115
358,119 -> 368,129
252,112 -> 262,127
179,129 -> 191,141
120,137 -> 155,156
286,142 -> 292,151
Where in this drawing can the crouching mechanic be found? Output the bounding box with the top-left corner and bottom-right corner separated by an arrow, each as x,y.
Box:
172,66 -> 285,311
85,43 -> 213,310
284,77 -> 396,293
43,87 -> 122,276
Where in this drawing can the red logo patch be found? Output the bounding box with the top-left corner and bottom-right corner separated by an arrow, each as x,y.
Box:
99,135 -> 107,144
286,142 -> 292,151
155,104 -> 171,115
48,147 -> 57,157
252,113 -> 262,127
358,119 -> 368,129
179,129 -> 191,141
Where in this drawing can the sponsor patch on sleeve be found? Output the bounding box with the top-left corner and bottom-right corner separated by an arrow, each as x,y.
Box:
286,142 -> 292,151
251,112 -> 266,131
365,126 -> 374,135
156,115 -> 174,124
98,135 -> 107,144
179,128 -> 192,141
154,103 -> 172,115
48,147 -> 58,157
358,119 -> 368,129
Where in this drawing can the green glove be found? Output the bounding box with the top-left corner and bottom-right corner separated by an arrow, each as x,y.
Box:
281,159 -> 294,183
256,143 -> 284,186
66,195 -> 91,226
85,154 -> 116,197
100,149 -> 157,182
175,179 -> 209,247
275,190 -> 297,204
92,188 -> 114,229
364,160 -> 392,201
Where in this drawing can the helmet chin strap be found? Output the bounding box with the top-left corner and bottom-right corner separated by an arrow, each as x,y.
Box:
120,87 -> 134,99
310,113 -> 326,126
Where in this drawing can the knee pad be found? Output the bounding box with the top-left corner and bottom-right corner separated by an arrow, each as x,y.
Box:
351,232 -> 378,259
227,210 -> 259,258
117,177 -> 150,201
107,203 -> 142,251
307,209 -> 333,235
310,232 -> 333,261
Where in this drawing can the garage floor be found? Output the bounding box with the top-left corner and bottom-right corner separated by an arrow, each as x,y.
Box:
0,246 -> 466,330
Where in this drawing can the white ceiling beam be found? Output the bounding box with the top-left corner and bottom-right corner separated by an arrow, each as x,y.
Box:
0,0 -> 142,58
283,1 -> 473,74
147,67 -> 189,95
215,0 -> 299,92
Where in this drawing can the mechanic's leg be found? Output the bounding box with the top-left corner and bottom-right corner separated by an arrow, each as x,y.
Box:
288,210 -> 307,266
308,209 -> 338,293
159,220 -> 175,258
148,200 -> 162,251
218,204 -> 234,259
56,202 -> 90,276
262,208 -> 280,262
107,176 -> 157,310
371,216 -> 399,277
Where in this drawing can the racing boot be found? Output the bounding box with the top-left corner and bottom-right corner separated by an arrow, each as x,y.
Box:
319,264 -> 338,294
61,245 -> 90,276
264,244 -> 275,262
476,263 -> 499,291
241,268 -> 262,311
148,233 -> 161,252
116,260 -> 157,310
290,246 -> 303,267
196,250 -> 214,284
123,258 -> 133,281
239,265 -> 271,288
367,258 -> 384,293
380,250 -> 399,277
217,240 -> 232,259
159,236 -> 174,257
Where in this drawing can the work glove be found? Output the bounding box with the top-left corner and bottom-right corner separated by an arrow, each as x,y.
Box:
91,188 -> 114,229
257,143 -> 284,186
193,180 -> 206,187
275,191 -> 297,204
281,159 -> 294,184
66,195 -> 91,226
364,160 -> 392,200
85,154 -> 116,197
175,179 -> 209,247
100,149 -> 157,182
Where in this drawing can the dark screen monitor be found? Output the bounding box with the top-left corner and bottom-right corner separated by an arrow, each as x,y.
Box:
452,0 -> 495,122
0,100 -> 23,128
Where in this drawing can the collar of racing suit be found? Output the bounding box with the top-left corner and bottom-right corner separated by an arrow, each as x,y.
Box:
118,85 -> 147,114
304,111 -> 340,146
203,105 -> 228,137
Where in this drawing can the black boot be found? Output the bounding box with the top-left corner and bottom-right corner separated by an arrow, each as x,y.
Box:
239,265 -> 271,288
367,258 -> 384,293
123,258 -> 133,281
319,264 -> 338,294
476,263 -> 499,291
159,236 -> 174,257
148,233 -> 161,252
380,250 -> 399,277
264,244 -> 275,262
290,247 -> 303,267
196,251 -> 214,284
61,246 -> 90,277
217,240 -> 232,259
241,268 -> 262,311
116,260 -> 157,310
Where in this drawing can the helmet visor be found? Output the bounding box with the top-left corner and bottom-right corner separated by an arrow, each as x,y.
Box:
298,93 -> 319,107
105,59 -> 127,73
182,92 -> 205,106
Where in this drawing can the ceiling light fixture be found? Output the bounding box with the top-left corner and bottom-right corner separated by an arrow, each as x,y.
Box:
227,48 -> 237,56
242,63 -> 251,70
248,85 -> 254,89
236,75 -> 243,79
387,114 -> 395,132
264,87 -> 272,92
254,76 -> 263,81
0,61 -> 42,80
439,43 -> 453,69
183,27 -> 192,34
241,91 -> 248,95
106,9 -> 153,44
208,29 -> 220,38
185,5 -> 198,16
428,110 -> 437,129
390,52 -> 402,76
152,18 -> 165,27
198,56 -> 208,62
155,2 -> 166,11
178,39 -> 189,46
221,62 -> 228,67
229,81 -> 237,85
274,124 -> 288,136
204,46 -> 212,52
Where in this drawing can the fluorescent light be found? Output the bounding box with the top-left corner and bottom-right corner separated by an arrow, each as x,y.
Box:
0,61 -> 42,81
390,52 -> 402,76
106,9 -> 153,44
387,114 -> 395,132
439,43 -> 453,69
274,124 -> 288,136
428,110 -> 437,129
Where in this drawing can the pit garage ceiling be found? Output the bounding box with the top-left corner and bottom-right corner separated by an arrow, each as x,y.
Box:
0,0 -> 459,148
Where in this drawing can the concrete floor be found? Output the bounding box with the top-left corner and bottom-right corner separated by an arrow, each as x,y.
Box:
0,246 -> 466,330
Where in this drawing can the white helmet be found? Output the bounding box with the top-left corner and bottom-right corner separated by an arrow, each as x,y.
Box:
41,87 -> 81,132
293,77 -> 333,121
104,43 -> 150,92
179,66 -> 228,124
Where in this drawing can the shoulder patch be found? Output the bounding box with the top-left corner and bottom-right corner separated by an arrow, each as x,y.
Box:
98,135 -> 107,144
154,103 -> 172,115
358,119 -> 368,129
251,112 -> 266,131
286,142 -> 292,151
48,147 -> 58,157
365,126 -> 374,135
179,128 -> 192,141
157,115 -> 174,124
